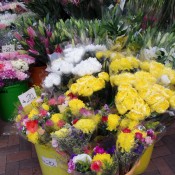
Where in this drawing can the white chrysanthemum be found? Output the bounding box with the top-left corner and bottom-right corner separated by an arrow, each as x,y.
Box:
11,59 -> 29,72
72,57 -> 102,76
43,73 -> 61,88
85,44 -> 107,52
160,75 -> 171,85
51,59 -> 73,74
64,47 -> 85,64
73,154 -> 92,164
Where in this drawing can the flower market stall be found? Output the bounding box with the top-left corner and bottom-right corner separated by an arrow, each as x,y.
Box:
1,0 -> 175,175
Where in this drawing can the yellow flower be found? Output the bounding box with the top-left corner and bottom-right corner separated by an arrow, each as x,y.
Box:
78,85 -> 93,97
28,108 -> 39,119
92,114 -> 101,124
15,114 -> 22,122
74,119 -> 96,134
126,110 -> 146,121
119,118 -> 130,129
31,97 -> 40,107
170,95 -> 175,108
50,113 -> 63,124
98,72 -> 109,82
91,78 -> 105,92
70,84 -> 79,94
42,103 -> 50,111
151,99 -> 169,113
27,132 -> 39,144
96,51 -> 105,59
54,128 -> 69,138
69,99 -> 85,115
92,153 -> 113,167
149,61 -> 164,78
139,61 -> 150,71
163,67 -> 175,84
117,132 -> 135,152
107,114 -> 120,131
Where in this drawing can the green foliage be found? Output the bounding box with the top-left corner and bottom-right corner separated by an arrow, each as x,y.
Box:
76,161 -> 91,173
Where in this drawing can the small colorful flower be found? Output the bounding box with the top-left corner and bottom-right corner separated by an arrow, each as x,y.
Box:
145,136 -> 153,145
122,128 -> 131,133
91,160 -> 103,172
102,116 -> 108,122
57,120 -> 66,128
93,146 -> 106,154
26,120 -> 38,133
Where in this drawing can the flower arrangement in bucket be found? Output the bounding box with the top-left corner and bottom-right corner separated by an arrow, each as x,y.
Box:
15,46 -> 175,174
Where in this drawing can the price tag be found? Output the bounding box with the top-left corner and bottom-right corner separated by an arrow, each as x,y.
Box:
42,157 -> 57,167
2,45 -> 15,53
18,88 -> 37,107
120,0 -> 126,11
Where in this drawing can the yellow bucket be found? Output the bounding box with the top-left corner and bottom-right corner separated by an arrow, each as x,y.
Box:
35,144 -> 153,175
35,144 -> 69,175
133,144 -> 154,175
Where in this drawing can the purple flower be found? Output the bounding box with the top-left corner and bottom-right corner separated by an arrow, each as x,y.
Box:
147,129 -> 154,137
0,70 -> 16,79
106,145 -> 116,154
93,146 -> 105,154
134,144 -> 144,155
46,120 -> 54,126
67,159 -> 75,173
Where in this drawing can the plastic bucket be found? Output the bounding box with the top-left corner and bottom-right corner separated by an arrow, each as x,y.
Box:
35,144 -> 69,175
29,66 -> 48,87
133,144 -> 154,175
0,81 -> 28,121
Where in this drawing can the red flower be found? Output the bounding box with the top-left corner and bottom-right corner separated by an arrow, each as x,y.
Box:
26,120 -> 38,133
55,45 -> 62,53
102,116 -> 108,122
67,93 -> 77,99
57,120 -> 66,128
0,64 -> 4,70
135,132 -> 143,140
57,95 -> 65,105
122,128 -> 131,133
91,160 -> 102,172
72,119 -> 79,125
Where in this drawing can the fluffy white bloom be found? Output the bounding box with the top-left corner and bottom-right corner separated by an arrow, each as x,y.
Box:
64,47 -> 85,64
160,75 -> 171,85
43,73 -> 61,88
11,59 -> 29,72
72,57 -> 102,76
73,154 -> 92,164
50,59 -> 74,74
142,47 -> 158,60
85,44 -> 107,52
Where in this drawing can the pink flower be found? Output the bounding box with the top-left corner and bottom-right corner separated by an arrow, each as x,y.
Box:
93,146 -> 105,154
39,109 -> 47,116
57,95 -> 65,105
14,32 -> 22,40
46,120 -> 54,126
46,30 -> 52,38
79,108 -> 92,116
26,38 -> 35,48
48,98 -> 57,105
68,159 -> 75,173
57,120 -> 66,128
145,136 -> 153,145
135,132 -> 143,141
0,23 -> 6,29
16,71 -> 28,80
27,27 -> 36,38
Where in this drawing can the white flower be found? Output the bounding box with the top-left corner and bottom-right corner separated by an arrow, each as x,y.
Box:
50,59 -> 73,74
11,59 -> 29,72
72,57 -> 102,76
43,73 -> 61,88
160,75 -> 171,85
142,47 -> 158,60
52,138 -> 58,148
64,47 -> 85,64
48,52 -> 61,62
73,154 -> 92,164
85,44 -> 107,52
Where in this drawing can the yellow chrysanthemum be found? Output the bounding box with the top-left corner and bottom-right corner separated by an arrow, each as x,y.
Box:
96,51 -> 105,59
170,95 -> 175,108
139,61 -> 150,71
163,67 -> 175,84
91,78 -> 105,92
117,132 -> 135,152
28,108 -> 39,119
98,72 -> 110,82
15,114 -> 22,122
92,153 -> 113,167
74,119 -> 96,134
69,99 -> 85,115
42,103 -> 50,111
54,128 -> 69,138
151,99 -> 169,113
149,61 -> 164,78
50,113 -> 63,124
27,132 -> 39,144
107,114 -> 120,131
92,114 -> 102,124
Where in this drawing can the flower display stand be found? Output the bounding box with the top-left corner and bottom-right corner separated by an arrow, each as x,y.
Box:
133,144 -> 154,175
29,66 -> 48,87
35,144 -> 69,175
35,144 -> 154,175
0,81 -> 28,121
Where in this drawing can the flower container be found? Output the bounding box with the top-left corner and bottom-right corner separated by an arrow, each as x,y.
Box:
35,144 -> 154,175
29,66 -> 48,87
133,144 -> 154,175
0,81 -> 28,121
35,144 -> 69,175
